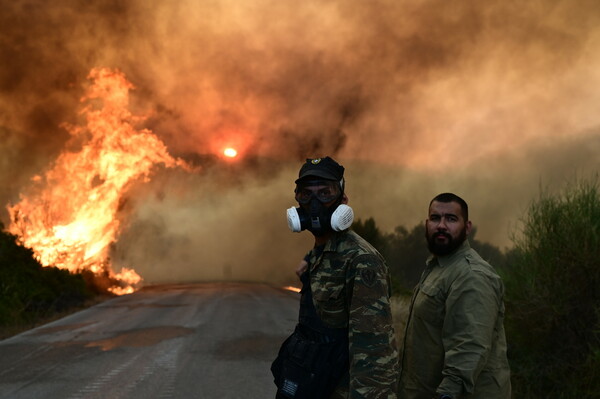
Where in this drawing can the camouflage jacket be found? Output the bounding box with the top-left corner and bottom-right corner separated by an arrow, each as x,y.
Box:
306,229 -> 399,399
399,240 -> 511,399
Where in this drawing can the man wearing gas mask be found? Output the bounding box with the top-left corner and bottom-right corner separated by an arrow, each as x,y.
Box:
271,157 -> 399,399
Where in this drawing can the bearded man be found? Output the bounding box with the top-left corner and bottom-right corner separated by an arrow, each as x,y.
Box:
398,193 -> 511,399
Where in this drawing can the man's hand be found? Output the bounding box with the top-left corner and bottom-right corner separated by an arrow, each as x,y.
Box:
295,259 -> 308,278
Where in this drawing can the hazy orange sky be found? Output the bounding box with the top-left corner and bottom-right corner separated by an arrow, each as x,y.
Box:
1,0 -> 598,284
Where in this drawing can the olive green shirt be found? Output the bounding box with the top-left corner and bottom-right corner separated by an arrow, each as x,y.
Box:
399,240 -> 511,399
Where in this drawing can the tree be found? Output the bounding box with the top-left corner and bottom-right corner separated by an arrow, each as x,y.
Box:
384,224 -> 429,294
351,217 -> 388,254
503,177 -> 600,397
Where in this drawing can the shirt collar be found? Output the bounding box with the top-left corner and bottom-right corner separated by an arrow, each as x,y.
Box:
309,231 -> 344,272
322,230 -> 344,252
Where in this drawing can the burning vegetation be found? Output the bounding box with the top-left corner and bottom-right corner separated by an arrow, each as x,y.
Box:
7,68 -> 189,295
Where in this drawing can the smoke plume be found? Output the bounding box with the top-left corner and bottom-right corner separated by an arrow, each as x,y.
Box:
1,0 -> 599,284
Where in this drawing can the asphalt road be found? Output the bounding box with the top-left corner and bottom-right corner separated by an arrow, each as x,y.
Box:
0,283 -> 299,399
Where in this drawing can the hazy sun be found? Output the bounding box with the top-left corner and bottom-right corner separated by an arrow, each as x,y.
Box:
223,148 -> 238,158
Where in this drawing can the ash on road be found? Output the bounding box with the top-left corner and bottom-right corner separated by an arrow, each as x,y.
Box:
0,283 -> 299,399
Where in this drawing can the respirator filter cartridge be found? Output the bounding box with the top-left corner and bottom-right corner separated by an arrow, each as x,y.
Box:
330,204 -> 354,231
287,207 -> 303,233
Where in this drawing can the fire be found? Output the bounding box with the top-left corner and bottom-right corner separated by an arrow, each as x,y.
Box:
223,147 -> 238,158
7,68 -> 188,295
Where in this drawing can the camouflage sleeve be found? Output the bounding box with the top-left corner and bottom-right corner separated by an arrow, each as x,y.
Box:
347,253 -> 399,399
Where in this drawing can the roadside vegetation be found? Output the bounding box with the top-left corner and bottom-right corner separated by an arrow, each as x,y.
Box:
354,176 -> 599,398
502,177 -> 600,398
0,224 -> 95,339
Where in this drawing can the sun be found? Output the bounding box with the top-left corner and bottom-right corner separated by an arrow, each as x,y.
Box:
223,147 -> 238,158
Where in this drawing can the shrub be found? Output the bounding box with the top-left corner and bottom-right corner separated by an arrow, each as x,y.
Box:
0,225 -> 92,331
504,177 -> 600,397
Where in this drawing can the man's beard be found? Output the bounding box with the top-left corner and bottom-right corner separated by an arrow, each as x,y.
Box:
426,227 -> 468,256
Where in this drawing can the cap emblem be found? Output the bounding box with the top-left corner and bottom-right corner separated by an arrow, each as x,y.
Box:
311,158 -> 322,164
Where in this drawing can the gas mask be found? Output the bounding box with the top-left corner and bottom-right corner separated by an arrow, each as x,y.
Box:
286,179 -> 354,235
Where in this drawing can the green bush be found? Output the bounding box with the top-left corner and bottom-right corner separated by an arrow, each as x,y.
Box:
0,225 -> 92,330
503,177 -> 600,398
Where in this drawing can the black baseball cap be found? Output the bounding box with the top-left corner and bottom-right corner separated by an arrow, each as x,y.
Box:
295,156 -> 345,183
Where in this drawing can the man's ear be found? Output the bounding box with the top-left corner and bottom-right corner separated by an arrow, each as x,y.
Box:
465,220 -> 473,236
341,194 -> 349,204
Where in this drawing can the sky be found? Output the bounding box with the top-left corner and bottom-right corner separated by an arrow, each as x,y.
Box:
1,0 -> 599,285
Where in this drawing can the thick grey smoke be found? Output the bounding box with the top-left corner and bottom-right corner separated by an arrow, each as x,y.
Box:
1,0 -> 599,284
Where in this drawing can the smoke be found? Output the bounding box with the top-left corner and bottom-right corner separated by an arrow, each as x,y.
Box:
110,164 -> 312,284
1,0 -> 599,284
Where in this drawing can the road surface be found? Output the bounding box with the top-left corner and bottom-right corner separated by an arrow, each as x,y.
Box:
0,283 -> 299,399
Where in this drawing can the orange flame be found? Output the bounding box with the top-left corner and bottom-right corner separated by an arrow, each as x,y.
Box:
7,68 -> 188,295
